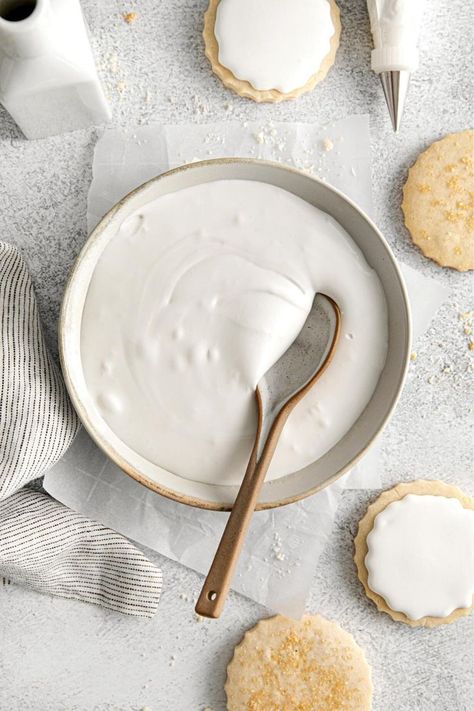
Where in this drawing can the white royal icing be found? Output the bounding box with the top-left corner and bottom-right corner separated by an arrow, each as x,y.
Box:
81,180 -> 387,486
366,494 -> 474,620
214,0 -> 335,93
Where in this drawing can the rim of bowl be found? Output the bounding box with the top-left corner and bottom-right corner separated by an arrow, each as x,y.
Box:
59,158 -> 411,511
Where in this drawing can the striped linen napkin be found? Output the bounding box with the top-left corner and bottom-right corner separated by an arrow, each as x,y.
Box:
0,242 -> 162,616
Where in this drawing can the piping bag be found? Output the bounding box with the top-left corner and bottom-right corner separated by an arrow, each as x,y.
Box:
367,0 -> 425,131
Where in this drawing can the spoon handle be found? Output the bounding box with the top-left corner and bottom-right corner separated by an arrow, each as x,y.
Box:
195,412 -> 287,619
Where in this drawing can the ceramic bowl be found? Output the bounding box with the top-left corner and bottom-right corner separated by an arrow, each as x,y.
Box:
60,159 -> 411,510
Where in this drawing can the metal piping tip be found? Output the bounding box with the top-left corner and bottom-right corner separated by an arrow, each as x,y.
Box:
379,70 -> 411,132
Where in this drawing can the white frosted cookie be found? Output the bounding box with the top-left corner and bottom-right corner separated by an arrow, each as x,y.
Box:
354,480 -> 474,627
203,0 -> 341,103
402,130 -> 474,271
225,615 -> 372,711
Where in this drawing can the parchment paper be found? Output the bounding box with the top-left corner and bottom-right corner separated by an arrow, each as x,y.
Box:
44,116 -> 449,617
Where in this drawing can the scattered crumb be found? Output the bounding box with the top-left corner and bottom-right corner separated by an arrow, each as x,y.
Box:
193,94 -> 209,115
116,80 -> 127,94
427,375 -> 436,384
410,351 -> 417,361
322,137 -> 334,152
458,310 -> 474,347
251,122 -> 287,152
99,51 -> 119,75
109,54 -> 119,74
271,531 -> 286,562
169,654 -> 176,667
123,11 -> 138,23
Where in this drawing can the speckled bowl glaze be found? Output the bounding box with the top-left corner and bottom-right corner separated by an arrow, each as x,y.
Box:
60,159 -> 411,510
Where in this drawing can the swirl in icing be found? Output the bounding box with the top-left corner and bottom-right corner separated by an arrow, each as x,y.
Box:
365,494 -> 474,620
214,0 -> 335,93
81,180 -> 387,486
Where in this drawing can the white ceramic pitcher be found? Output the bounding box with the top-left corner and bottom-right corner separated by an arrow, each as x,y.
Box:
0,0 -> 111,139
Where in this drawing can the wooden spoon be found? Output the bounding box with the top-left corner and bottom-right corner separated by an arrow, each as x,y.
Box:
195,293 -> 341,618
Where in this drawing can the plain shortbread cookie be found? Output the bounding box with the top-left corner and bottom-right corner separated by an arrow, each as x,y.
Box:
402,131 -> 474,271
225,614 -> 372,710
203,0 -> 341,103
354,479 -> 474,627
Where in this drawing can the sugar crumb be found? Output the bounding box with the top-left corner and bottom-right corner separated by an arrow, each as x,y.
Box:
193,94 -> 209,115
271,531 -> 286,561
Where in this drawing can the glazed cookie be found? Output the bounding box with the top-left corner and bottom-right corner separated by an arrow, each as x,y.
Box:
402,130 -> 474,271
225,614 -> 372,711
203,0 -> 341,103
354,480 -> 474,627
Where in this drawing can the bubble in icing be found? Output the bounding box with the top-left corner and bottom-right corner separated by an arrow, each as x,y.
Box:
97,391 -> 123,415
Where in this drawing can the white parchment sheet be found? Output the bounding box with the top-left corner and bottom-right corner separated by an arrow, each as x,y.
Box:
45,116 -> 449,617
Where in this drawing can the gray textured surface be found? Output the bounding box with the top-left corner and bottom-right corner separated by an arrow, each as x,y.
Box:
0,1 -> 473,710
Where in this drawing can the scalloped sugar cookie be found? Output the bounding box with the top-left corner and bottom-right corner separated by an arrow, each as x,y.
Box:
225,614 -> 372,711
402,130 -> 474,271
203,0 -> 341,103
354,480 -> 474,628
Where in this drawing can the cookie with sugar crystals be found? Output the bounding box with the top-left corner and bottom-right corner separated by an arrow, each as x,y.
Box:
402,130 -> 474,271
225,614 -> 372,711
354,480 -> 474,627
203,0 -> 341,103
